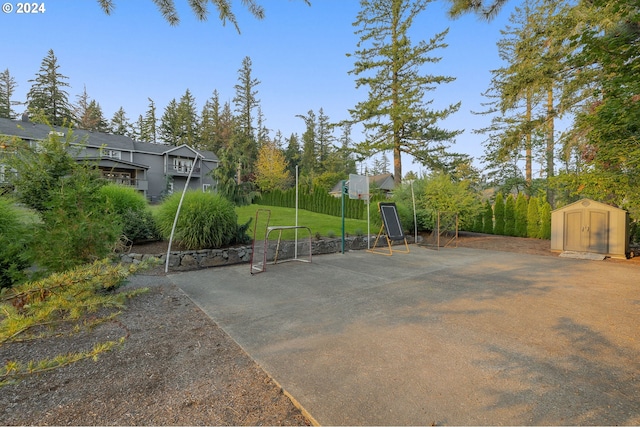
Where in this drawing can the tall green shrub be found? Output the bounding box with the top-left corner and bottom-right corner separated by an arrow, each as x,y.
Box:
99,184 -> 160,243
527,196 -> 540,238
515,193 -> 528,237
538,198 -> 552,239
155,191 -> 239,250
33,169 -> 122,272
483,200 -> 494,234
493,193 -> 505,235
504,194 -> 516,236
0,197 -> 32,288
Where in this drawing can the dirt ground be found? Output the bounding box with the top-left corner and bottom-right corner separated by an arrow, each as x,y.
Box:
1,233 -> 636,426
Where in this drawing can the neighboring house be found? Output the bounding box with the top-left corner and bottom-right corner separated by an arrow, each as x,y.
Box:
0,117 -> 218,202
329,173 -> 395,198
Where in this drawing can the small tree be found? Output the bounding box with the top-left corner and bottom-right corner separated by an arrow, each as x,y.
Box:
483,199 -> 494,234
515,193 -> 528,237
538,197 -> 552,239
527,196 -> 540,238
0,197 -> 32,288
494,192 -> 505,235
504,194 -> 516,236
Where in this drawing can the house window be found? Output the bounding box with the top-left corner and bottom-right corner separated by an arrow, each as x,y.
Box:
101,149 -> 121,159
173,158 -> 193,173
203,183 -> 211,192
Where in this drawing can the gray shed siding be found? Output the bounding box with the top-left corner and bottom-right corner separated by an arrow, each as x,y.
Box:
551,198 -> 630,259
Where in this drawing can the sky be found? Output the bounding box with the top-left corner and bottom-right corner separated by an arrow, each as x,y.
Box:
1,0 -> 520,176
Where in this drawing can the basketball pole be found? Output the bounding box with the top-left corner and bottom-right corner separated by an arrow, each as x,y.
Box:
295,165 -> 299,259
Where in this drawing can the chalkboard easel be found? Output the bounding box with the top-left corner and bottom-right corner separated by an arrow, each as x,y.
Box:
367,202 -> 410,256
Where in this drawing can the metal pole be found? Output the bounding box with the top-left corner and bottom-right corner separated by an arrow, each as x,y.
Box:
165,153 -> 201,273
410,180 -> 417,244
295,165 -> 298,259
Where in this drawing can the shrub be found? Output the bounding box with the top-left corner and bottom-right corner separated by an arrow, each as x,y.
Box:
482,200 -> 494,234
99,184 -> 160,243
527,196 -> 540,238
538,198 -> 552,239
0,197 -> 33,288
32,170 -> 123,272
494,193 -> 505,235
155,191 -> 239,250
504,194 -> 516,236
515,193 -> 528,237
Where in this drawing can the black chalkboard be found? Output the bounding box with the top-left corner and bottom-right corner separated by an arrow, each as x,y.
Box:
379,202 -> 405,241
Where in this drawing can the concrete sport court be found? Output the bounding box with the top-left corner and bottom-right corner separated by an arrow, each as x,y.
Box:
167,245 -> 640,425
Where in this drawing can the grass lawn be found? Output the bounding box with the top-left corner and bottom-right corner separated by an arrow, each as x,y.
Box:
236,205 -> 371,241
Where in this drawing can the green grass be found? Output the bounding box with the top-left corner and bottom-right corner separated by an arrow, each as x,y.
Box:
236,204 -> 370,241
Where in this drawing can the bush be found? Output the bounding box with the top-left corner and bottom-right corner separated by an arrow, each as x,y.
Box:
538,198 -> 552,239
483,200 -> 494,234
515,193 -> 528,238
32,170 -> 123,272
0,197 -> 33,288
494,193 -> 505,235
155,191 -> 240,250
504,194 -> 516,236
99,184 -> 161,243
527,196 -> 540,238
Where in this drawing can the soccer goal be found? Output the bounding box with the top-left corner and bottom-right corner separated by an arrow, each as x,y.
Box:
422,211 -> 458,249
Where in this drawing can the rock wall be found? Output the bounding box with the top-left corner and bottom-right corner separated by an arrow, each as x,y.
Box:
120,236 -> 415,271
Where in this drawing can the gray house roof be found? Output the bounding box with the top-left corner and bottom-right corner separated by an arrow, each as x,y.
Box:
0,117 -> 218,161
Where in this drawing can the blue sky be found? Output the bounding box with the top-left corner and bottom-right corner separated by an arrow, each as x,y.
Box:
1,0 -> 518,175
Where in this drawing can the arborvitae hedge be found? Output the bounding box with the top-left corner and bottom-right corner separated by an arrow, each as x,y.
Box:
494,193 -> 505,235
538,199 -> 552,239
527,196 -> 540,238
257,186 -> 367,220
515,193 -> 528,237
504,194 -> 516,236
483,200 -> 494,234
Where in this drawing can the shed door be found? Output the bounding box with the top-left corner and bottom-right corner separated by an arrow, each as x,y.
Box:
587,210 -> 609,253
563,209 -> 609,253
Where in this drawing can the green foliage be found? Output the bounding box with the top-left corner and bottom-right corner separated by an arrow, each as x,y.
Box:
493,193 -> 505,235
155,191 -> 240,250
472,212 -> 484,232
0,260 -> 149,386
504,194 -> 516,236
99,184 -> 160,243
32,167 -> 123,273
483,200 -> 494,234
515,193 -> 528,237
0,197 -> 32,288
538,198 -> 551,239
526,196 -> 540,238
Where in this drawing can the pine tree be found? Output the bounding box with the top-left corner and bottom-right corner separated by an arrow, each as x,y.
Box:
159,99 -> 180,145
494,192 -> 505,235
177,89 -> 199,146
526,196 -> 540,238
139,98 -> 157,144
504,194 -> 516,236
0,69 -> 18,119
297,110 -> 317,176
27,49 -> 73,125
483,200 -> 494,234
110,106 -> 133,136
74,87 -> 107,131
348,0 -> 462,186
233,56 -> 260,179
515,193 -> 528,237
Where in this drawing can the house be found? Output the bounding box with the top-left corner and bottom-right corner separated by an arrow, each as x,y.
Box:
0,117 -> 218,202
329,173 -> 395,198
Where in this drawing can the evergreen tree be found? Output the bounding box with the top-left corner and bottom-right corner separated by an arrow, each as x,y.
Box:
515,193 -> 528,237
74,87 -> 107,131
110,106 -> 133,136
494,192 -> 505,235
316,107 -> 333,171
199,91 -> 221,151
27,49 -> 73,126
483,199 -> 494,234
348,0 -> 462,186
504,193 -> 516,236
538,197 -> 551,239
0,69 -> 18,119
176,89 -> 199,146
233,56 -> 260,179
159,98 -> 180,145
284,132 -> 301,178
526,196 -> 540,238
297,110 -> 317,176
139,98 -> 157,143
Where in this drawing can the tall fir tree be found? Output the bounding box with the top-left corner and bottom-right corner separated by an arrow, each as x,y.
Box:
348,0 -> 462,186
139,98 -> 158,143
110,106 -> 133,136
297,110 -> 317,176
74,86 -> 108,131
27,49 -> 73,126
159,98 -> 180,145
233,56 -> 260,180
177,89 -> 199,146
0,69 -> 18,119
483,199 -> 494,234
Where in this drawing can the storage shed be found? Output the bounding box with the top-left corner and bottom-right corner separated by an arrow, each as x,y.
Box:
551,198 -> 630,259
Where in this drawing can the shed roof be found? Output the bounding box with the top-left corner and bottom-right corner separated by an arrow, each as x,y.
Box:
552,198 -> 626,213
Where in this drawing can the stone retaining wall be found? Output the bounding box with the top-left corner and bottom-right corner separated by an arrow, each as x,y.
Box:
120,236 -> 416,271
